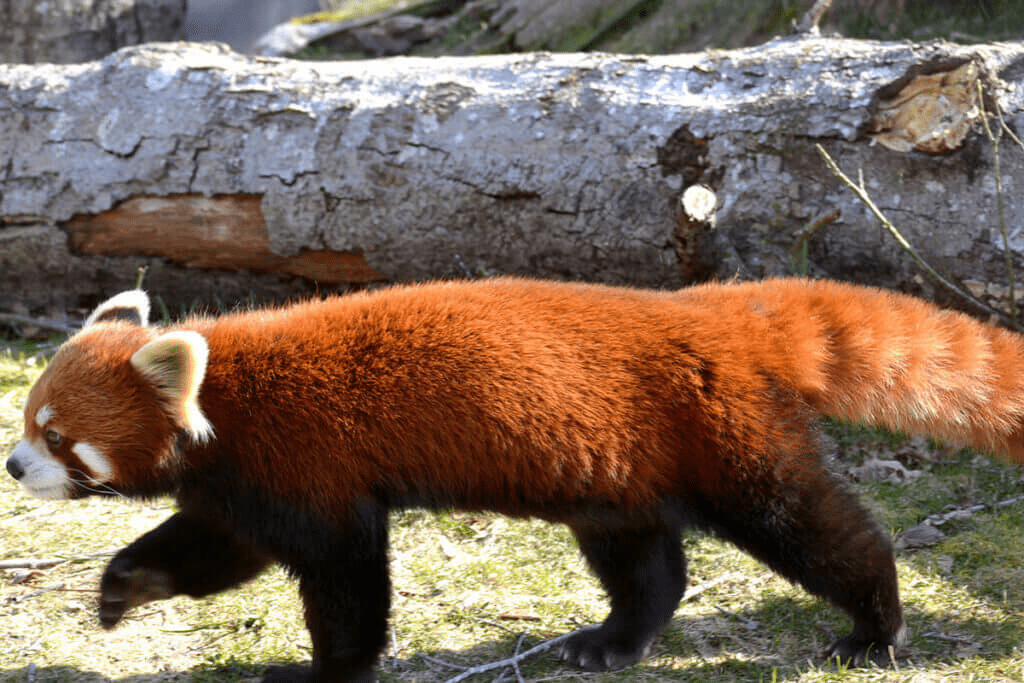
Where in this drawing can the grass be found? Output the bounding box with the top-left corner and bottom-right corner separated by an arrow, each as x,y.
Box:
838,0 -> 1024,43
286,0 -> 1024,59
2,344 -> 1024,681
290,0 -> 412,26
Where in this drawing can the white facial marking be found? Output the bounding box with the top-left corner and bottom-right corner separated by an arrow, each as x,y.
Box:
35,404 -> 55,429
6,439 -> 71,500
72,442 -> 114,484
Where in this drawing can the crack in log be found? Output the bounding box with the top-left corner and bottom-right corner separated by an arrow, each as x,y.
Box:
358,144 -> 401,157
444,174 -> 543,202
544,206 -> 598,217
405,141 -> 450,158
262,169 -> 321,187
46,135 -> 146,160
186,142 -> 202,192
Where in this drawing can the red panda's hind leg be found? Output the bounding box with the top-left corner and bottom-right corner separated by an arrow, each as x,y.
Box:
713,464 -> 905,667
558,520 -> 686,671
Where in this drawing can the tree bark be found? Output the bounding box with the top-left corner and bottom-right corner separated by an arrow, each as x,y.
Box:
3,39 -> 1024,317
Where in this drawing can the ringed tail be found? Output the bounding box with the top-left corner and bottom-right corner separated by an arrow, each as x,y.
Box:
691,278 -> 1024,461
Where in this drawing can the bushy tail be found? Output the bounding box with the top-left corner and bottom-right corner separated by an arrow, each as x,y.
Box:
691,278 -> 1024,461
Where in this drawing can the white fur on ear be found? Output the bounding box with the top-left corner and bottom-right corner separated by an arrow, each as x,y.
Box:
131,331 -> 214,443
84,290 -> 151,328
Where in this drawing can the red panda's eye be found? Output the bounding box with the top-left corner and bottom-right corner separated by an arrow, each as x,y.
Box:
44,430 -> 64,448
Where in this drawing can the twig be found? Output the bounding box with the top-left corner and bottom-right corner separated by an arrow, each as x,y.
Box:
442,632 -> 575,683
135,265 -> 149,290
421,654 -> 469,671
922,630 -> 974,644
992,96 -> 1024,152
922,494 -> 1024,527
13,583 -> 66,602
794,0 -> 832,35
510,632 -> 527,683
792,208 -> 841,276
0,549 -> 117,571
0,313 -> 79,335
977,80 -> 1016,323
682,574 -> 732,602
499,613 -> 541,622
816,144 -> 1023,332
714,605 -> 759,631
472,617 -> 521,638
0,557 -> 68,570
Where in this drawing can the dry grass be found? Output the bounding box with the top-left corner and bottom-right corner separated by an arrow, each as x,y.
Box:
3,345 -> 1024,682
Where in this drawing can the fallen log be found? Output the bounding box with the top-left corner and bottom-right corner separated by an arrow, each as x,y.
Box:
2,39 -> 1024,315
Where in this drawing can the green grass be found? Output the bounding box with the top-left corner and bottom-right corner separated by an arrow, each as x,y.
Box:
288,0 -> 1024,60
839,0 -> 1024,43
290,0 -> 411,25
2,348 -> 1024,681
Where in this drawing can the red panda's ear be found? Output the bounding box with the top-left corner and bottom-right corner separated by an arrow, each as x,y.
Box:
85,290 -> 151,329
130,331 -> 214,444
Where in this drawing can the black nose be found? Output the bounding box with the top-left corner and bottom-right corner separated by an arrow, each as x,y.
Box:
6,457 -> 23,480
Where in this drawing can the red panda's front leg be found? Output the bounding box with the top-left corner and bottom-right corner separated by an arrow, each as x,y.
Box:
99,512 -> 272,628
260,501 -> 391,683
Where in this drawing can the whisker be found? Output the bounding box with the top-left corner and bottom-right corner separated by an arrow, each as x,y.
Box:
67,469 -> 126,499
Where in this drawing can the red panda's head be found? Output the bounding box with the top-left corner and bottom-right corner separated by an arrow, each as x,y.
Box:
6,291 -> 214,499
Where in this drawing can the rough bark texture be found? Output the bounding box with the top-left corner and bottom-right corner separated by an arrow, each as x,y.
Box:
0,0 -> 186,65
3,39 -> 1024,317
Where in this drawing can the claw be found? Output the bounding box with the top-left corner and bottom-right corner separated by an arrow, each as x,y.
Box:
99,558 -> 174,628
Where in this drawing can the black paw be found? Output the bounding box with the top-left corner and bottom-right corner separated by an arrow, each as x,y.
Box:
261,664 -> 376,682
556,625 -> 653,671
98,555 -> 174,629
826,633 -> 899,668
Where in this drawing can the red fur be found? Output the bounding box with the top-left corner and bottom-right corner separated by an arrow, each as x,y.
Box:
23,277 -> 1024,509
190,278 -> 1024,510
14,276 -> 1024,680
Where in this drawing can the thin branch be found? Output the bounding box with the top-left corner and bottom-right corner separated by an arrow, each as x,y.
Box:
922,631 -> 975,644
990,87 -> 1024,152
816,144 -> 1023,332
472,617 -> 519,637
0,313 -> 79,335
442,632 -> 575,683
420,654 -> 469,671
922,494 -> 1024,527
714,605 -> 759,631
0,557 -> 68,570
510,632 -> 527,683
682,574 -> 732,602
792,207 -> 841,276
0,549 -> 116,570
12,583 -> 66,602
390,625 -> 400,663
794,0 -> 832,35
135,265 -> 149,290
977,79 -> 1016,323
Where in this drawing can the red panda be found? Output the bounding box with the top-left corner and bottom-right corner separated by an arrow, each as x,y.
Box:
7,277 -> 1024,682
